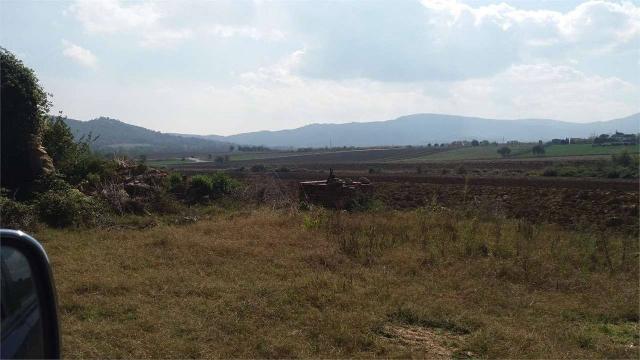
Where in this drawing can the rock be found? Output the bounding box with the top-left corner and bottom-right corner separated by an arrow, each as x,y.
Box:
28,141 -> 54,178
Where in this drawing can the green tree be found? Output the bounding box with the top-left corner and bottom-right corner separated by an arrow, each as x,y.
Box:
1,47 -> 53,188
42,114 -> 76,165
532,144 -> 545,156
497,146 -> 511,157
471,139 -> 479,146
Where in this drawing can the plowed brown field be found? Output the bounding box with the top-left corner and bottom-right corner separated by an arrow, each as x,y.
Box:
238,171 -> 639,233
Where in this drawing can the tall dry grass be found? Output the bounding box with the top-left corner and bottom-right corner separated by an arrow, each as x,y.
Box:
37,206 -> 638,358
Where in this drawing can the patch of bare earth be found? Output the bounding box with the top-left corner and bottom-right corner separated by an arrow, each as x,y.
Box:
380,324 -> 469,358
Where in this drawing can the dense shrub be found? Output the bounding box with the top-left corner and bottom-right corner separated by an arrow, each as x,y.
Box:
209,173 -> 237,199
250,164 -> 266,172
61,152 -> 118,185
186,173 -> 237,203
85,173 -> 101,188
612,150 -> 633,167
497,146 -> 511,157
187,175 -> 213,202
36,188 -> 105,228
542,168 -> 558,177
0,192 -> 37,230
42,116 -> 76,166
167,173 -> 185,194
148,191 -> 182,214
532,144 -> 545,155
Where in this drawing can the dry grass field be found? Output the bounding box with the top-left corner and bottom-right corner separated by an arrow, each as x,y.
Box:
36,206 -> 638,358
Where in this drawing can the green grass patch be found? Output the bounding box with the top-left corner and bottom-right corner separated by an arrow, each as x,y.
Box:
402,145 -> 532,161
518,144 -> 640,158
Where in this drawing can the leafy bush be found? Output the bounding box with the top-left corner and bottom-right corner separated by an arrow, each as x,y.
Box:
167,173 -> 185,194
187,175 -> 213,202
497,146 -> 511,157
532,144 -> 545,155
36,188 -> 105,228
209,173 -> 237,199
41,115 -> 119,186
542,168 -> 558,177
619,168 -> 636,179
148,191 -> 182,214
0,192 -> 37,230
85,173 -> 101,187
42,116 -> 76,166
557,166 -> 578,177
186,173 -> 237,203
612,150 -> 633,167
61,153 -> 118,185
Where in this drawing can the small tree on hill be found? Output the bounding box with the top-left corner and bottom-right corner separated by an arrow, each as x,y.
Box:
532,144 -> 545,156
497,146 -> 511,157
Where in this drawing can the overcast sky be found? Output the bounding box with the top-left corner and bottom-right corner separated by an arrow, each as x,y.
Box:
1,0 -> 638,135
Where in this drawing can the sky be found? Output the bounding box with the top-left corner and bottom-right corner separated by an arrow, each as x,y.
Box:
1,0 -> 639,135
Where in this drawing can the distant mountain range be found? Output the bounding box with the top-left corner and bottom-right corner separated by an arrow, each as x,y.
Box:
63,117 -> 231,155
185,113 -> 640,148
65,113 -> 639,154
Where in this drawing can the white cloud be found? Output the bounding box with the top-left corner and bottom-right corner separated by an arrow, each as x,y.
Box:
62,40 -> 97,68
289,0 -> 640,81
240,48 -> 305,83
69,0 -> 191,49
421,0 -> 640,53
49,0 -> 639,133
46,58 -> 639,135
69,0 -> 160,34
447,63 -> 639,121
141,29 -> 193,49
68,1 -> 286,49
207,25 -> 285,41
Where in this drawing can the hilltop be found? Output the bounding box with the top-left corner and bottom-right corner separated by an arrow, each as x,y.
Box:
63,117 -> 231,155
198,113 -> 640,148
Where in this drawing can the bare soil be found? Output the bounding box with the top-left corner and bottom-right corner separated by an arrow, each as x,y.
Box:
238,171 -> 639,232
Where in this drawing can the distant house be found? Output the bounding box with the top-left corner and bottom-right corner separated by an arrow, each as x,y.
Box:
593,131 -> 638,146
609,132 -> 637,145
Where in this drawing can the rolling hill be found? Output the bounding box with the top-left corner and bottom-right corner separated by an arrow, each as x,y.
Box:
66,113 -> 640,152
198,113 -> 639,148
63,117 -> 231,155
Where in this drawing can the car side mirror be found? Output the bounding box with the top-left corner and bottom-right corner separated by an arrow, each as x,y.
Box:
1,230 -> 61,359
